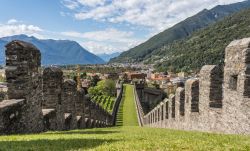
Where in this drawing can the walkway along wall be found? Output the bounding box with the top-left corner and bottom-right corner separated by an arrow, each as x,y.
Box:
0,40 -> 116,134
136,38 -> 250,134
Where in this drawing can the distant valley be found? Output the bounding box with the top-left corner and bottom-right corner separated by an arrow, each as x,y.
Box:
97,52 -> 121,62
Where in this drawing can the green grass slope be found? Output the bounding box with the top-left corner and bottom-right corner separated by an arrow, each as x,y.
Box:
1,127 -> 250,151
116,84 -> 139,126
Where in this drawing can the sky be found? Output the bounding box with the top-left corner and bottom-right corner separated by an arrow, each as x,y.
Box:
0,0 -> 245,55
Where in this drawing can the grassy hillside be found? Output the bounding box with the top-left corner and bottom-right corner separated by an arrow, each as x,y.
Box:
152,8 -> 250,72
110,0 -> 250,63
0,126 -> 250,150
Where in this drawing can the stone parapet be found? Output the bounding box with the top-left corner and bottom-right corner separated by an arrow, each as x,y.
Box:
142,38 -> 250,134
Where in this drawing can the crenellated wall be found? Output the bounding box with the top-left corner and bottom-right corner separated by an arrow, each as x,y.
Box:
75,88 -> 86,129
42,67 -> 64,131
0,40 -> 116,134
140,38 -> 250,134
135,82 -> 164,114
62,79 -> 78,130
1,40 -> 44,134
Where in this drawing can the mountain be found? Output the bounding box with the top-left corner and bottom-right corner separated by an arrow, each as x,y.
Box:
152,8 -> 250,72
0,35 -> 105,65
97,52 -> 121,62
110,0 -> 250,63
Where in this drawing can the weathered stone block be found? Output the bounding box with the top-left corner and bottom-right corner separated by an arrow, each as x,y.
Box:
62,80 -> 77,130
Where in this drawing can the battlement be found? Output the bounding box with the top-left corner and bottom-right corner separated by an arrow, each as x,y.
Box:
0,40 -> 119,134
140,38 -> 250,134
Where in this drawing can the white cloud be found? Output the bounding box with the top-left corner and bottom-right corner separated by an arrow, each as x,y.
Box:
62,0 -> 106,10
64,0 -> 245,31
61,0 -> 79,10
61,0 -> 245,54
77,0 -> 106,7
74,4 -> 116,20
7,19 -> 19,24
0,20 -> 43,38
62,28 -> 138,43
62,28 -> 143,54
81,40 -> 141,54
81,41 -> 118,54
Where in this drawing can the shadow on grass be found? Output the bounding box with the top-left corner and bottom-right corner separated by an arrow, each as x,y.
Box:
0,138 -> 119,151
115,86 -> 125,126
45,130 -> 120,135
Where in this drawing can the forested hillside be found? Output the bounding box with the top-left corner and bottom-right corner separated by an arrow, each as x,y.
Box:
152,8 -> 250,72
110,0 -> 250,64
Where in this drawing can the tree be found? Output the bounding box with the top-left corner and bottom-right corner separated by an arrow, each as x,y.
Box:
88,79 -> 116,97
88,87 -> 101,96
152,81 -> 160,89
90,75 -> 100,87
80,72 -> 87,79
104,79 -> 116,96
96,79 -> 116,97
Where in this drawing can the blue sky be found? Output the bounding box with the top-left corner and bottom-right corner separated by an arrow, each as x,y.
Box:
0,0 -> 245,54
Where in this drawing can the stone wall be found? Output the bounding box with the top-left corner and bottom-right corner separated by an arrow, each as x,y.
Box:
111,81 -> 123,125
0,99 -> 25,134
0,40 -> 114,134
141,38 -> 250,134
75,88 -> 85,128
2,40 -> 44,134
42,67 -> 64,130
135,83 -> 164,114
62,79 -> 78,130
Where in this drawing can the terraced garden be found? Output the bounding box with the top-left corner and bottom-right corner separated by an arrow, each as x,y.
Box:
0,84 -> 250,151
91,95 -> 115,113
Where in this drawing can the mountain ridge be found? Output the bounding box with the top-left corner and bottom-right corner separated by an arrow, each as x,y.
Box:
152,8 -> 250,72
0,34 -> 105,65
110,0 -> 250,63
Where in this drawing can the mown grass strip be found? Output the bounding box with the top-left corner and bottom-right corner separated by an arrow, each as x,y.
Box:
116,84 -> 138,126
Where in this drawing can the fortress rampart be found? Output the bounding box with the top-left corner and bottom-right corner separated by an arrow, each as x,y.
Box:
135,38 -> 250,134
0,40 -> 122,134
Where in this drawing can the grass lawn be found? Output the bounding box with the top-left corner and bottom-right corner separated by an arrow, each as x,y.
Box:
0,84 -> 250,150
0,126 -> 250,151
116,84 -> 138,126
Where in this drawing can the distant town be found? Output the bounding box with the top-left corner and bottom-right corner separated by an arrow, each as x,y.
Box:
0,63 -> 198,103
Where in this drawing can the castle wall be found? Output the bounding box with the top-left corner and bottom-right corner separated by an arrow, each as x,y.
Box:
75,88 -> 85,128
1,40 -> 44,134
62,79 -> 77,130
42,67 -> 65,130
142,38 -> 250,134
222,38 -> 250,134
0,40 -> 114,134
